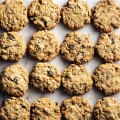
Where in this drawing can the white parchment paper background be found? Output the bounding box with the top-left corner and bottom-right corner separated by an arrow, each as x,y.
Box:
0,0 -> 120,111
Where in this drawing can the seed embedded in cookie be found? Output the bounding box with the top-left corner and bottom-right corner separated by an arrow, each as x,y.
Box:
0,64 -> 29,97
0,97 -> 30,120
60,31 -> 94,64
30,63 -> 61,92
0,0 -> 28,31
61,0 -> 91,30
61,96 -> 92,120
96,32 -> 120,63
94,97 -> 120,120
31,98 -> 61,120
62,64 -> 93,95
0,32 -> 26,61
27,30 -> 60,61
92,0 -> 120,33
28,0 -> 61,30
92,63 -> 120,95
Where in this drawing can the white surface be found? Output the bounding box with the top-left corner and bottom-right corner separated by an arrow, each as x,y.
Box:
0,0 -> 120,111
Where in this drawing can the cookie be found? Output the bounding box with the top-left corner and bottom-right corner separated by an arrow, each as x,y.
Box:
96,33 -> 120,63
61,96 -> 92,120
0,0 -> 28,31
60,31 -> 94,64
30,63 -> 61,92
0,64 -> 29,97
62,64 -> 93,95
27,30 -> 60,61
92,0 -> 120,33
0,97 -> 30,120
31,98 -> 61,120
61,0 -> 91,30
92,63 -> 120,95
0,32 -> 26,61
94,97 -> 120,120
28,0 -> 61,30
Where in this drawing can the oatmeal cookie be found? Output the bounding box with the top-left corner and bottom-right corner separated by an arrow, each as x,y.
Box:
92,0 -> 120,33
0,64 -> 29,97
60,31 -> 94,64
28,0 -> 61,30
0,32 -> 26,61
61,96 -> 92,120
27,30 -> 60,61
96,32 -> 120,63
0,0 -> 28,31
31,98 -> 61,120
94,97 -> 120,120
92,63 -> 120,95
0,97 -> 30,120
61,0 -> 91,30
30,63 -> 61,92
62,64 -> 93,95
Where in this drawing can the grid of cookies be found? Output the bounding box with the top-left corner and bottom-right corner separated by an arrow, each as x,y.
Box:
0,0 -> 120,120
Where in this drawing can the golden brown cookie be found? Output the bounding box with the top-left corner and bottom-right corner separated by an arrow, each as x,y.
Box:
0,64 -> 29,97
92,0 -> 120,33
28,0 -> 61,30
0,0 -> 28,31
96,32 -> 120,63
0,32 -> 26,61
27,30 -> 60,61
62,64 -> 93,95
61,96 -> 92,120
60,31 -> 94,64
31,98 -> 61,120
94,97 -> 120,120
30,63 -> 61,92
92,63 -> 120,95
61,0 -> 91,30
0,97 -> 30,120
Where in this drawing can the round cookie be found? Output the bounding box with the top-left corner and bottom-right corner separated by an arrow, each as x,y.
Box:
0,97 -> 30,120
60,31 -> 94,64
94,97 -> 120,120
61,96 -> 92,120
27,30 -> 60,61
30,63 -> 61,92
0,32 -> 26,61
0,0 -> 28,31
28,0 -> 61,30
92,0 -> 120,33
92,63 -> 120,95
31,98 -> 61,120
61,0 -> 91,30
62,64 -> 93,95
96,33 -> 120,63
0,64 -> 29,97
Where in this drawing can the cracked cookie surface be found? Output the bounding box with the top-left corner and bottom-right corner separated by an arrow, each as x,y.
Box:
30,63 -> 61,92
27,30 -> 60,61
94,97 -> 120,120
0,0 -> 28,31
0,64 -> 29,97
61,0 -> 91,30
0,32 -> 26,61
92,63 -> 120,95
62,64 -> 93,95
60,31 -> 94,64
31,98 -> 61,120
0,97 -> 30,120
28,0 -> 61,30
92,0 -> 120,33
96,33 -> 120,63
61,96 -> 92,120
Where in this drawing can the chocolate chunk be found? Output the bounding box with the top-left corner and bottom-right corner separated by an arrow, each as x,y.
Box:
69,44 -> 74,50
47,70 -> 54,77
